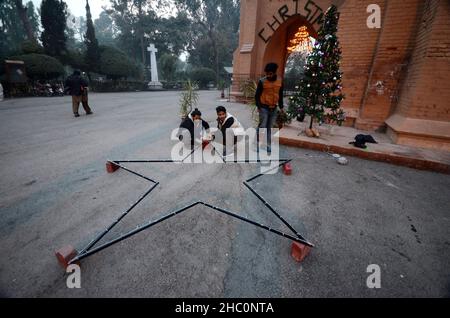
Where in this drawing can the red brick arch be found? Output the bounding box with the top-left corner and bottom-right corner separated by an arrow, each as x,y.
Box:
232,0 -> 450,149
262,14 -> 318,78
233,0 -> 345,79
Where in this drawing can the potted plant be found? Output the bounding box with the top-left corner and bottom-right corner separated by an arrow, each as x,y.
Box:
179,80 -> 199,120
218,79 -> 226,99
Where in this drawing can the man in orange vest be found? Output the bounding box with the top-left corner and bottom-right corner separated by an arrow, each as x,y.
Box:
255,62 -> 284,152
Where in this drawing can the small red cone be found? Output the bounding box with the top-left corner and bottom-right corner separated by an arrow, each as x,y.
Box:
202,140 -> 210,150
283,163 -> 292,175
106,161 -> 119,173
291,242 -> 311,263
55,245 -> 78,269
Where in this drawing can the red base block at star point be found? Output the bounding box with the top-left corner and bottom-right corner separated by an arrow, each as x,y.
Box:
202,140 -> 210,150
55,245 -> 78,269
106,161 -> 120,173
283,163 -> 292,175
291,242 -> 311,262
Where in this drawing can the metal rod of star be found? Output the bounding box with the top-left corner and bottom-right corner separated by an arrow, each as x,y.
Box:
223,159 -> 291,163
79,160 -> 160,255
71,199 -> 313,264
114,159 -> 182,163
245,159 -> 292,183
181,145 -> 201,162
70,201 -> 201,264
212,146 -> 227,163
243,181 -> 306,241
200,202 -> 314,247
243,159 -> 306,240
113,159 -> 291,164
78,182 -> 160,255
112,145 -> 201,165
107,161 -> 159,183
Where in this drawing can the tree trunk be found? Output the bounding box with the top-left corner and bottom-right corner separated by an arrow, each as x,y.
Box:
140,35 -> 145,74
215,43 -> 220,85
14,0 -> 36,43
208,29 -> 220,85
309,98 -> 317,129
309,115 -> 314,129
138,3 -> 145,81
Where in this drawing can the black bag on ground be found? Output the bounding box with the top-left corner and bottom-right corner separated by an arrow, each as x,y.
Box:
349,134 -> 378,149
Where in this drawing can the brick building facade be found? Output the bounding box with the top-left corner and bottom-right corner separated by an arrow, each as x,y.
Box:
232,0 -> 450,150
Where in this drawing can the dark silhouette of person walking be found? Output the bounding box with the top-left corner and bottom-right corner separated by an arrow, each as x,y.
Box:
65,70 -> 93,117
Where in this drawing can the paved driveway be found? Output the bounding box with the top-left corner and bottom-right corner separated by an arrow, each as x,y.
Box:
0,91 -> 449,297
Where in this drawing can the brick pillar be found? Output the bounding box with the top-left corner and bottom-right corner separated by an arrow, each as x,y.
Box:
231,0 -> 262,98
355,0 -> 423,131
385,0 -> 450,151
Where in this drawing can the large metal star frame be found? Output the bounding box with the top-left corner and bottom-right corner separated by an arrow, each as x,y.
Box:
68,146 -> 314,265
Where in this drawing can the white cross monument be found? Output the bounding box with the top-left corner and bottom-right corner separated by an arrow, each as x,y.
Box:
147,44 -> 163,90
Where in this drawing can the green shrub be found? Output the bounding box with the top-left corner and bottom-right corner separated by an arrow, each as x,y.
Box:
90,80 -> 147,92
189,67 -> 216,89
9,53 -> 65,80
60,50 -> 87,71
98,46 -> 142,80
21,41 -> 45,54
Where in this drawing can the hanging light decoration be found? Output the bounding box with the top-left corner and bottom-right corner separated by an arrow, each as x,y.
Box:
287,26 -> 312,53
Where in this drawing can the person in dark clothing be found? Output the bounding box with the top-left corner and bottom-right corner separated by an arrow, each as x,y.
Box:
215,106 -> 243,151
179,108 -> 210,149
255,62 -> 284,152
65,70 -> 93,117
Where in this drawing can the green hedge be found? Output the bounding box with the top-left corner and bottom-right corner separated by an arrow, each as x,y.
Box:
98,46 -> 142,80
90,80 -> 148,92
189,67 -> 216,89
9,53 -> 65,80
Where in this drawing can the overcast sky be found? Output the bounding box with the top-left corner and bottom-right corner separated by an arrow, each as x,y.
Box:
31,0 -> 110,19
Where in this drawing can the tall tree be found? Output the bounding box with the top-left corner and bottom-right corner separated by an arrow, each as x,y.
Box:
40,0 -> 68,57
159,53 -> 179,81
156,12 -> 192,57
25,1 -> 40,37
75,16 -> 87,42
0,1 -> 23,57
108,0 -> 156,66
175,0 -> 240,82
1,0 -> 39,57
84,0 -> 100,75
94,11 -> 117,46
13,0 -> 38,42
65,13 -> 82,51
106,0 -> 191,79
136,0 -> 146,68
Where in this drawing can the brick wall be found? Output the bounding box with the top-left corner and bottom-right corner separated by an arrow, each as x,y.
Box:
338,0 -> 385,120
395,0 -> 450,122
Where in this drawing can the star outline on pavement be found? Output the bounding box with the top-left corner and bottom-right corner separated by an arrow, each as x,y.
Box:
68,149 -> 314,265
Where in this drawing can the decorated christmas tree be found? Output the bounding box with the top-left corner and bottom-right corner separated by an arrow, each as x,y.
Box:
288,5 -> 345,131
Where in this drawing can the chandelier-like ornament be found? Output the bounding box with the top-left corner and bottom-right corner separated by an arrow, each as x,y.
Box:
287,26 -> 312,53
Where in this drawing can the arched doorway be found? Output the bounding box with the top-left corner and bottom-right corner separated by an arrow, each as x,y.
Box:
231,0 -> 343,101
262,15 -> 318,80
261,15 -> 318,98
